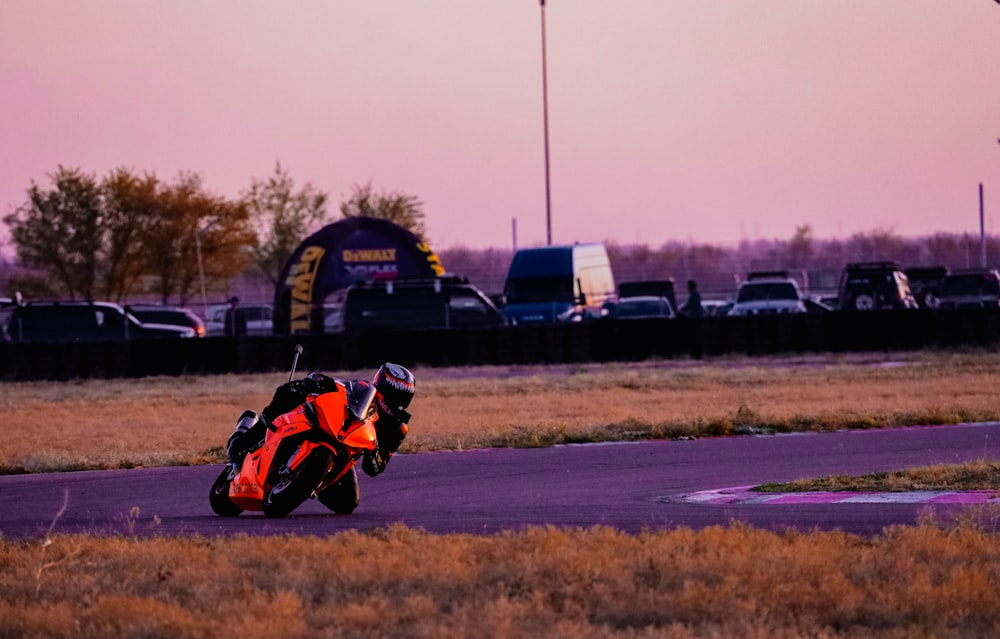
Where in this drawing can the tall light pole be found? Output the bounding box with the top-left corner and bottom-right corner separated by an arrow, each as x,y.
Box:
195,228 -> 209,318
539,0 -> 553,245
195,218 -> 221,318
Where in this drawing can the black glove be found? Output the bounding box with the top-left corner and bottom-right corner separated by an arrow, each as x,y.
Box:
306,372 -> 337,392
287,379 -> 309,395
286,373 -> 336,397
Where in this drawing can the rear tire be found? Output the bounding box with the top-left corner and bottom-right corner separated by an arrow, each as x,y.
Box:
317,466 -> 360,514
209,466 -> 243,516
263,448 -> 333,518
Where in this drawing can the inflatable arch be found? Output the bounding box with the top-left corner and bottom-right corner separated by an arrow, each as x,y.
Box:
272,217 -> 445,334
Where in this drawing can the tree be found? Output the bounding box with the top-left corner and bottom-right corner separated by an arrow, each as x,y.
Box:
242,161 -> 329,286
101,168 -> 162,301
144,173 -> 256,304
847,227 -> 906,263
788,225 -> 814,267
339,181 -> 427,240
3,166 -> 104,300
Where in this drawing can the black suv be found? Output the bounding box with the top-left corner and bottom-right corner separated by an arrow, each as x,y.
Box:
6,301 -> 197,342
904,266 -> 948,309
342,276 -> 507,332
837,261 -> 919,311
937,269 -> 1000,309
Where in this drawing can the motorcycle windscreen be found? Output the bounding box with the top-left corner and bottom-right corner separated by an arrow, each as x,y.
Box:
342,380 -> 378,448
343,380 -> 377,422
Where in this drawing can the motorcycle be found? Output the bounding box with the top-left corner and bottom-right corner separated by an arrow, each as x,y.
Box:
209,345 -> 379,518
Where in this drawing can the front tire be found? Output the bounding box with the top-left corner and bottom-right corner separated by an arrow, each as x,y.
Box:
263,448 -> 333,518
209,466 -> 243,516
317,466 -> 360,514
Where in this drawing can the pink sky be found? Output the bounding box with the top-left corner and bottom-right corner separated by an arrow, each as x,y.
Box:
2,1 -> 998,254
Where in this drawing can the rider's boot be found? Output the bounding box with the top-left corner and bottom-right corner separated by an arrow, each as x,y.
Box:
226,410 -> 264,468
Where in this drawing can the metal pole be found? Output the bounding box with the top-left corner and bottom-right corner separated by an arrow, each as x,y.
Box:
195,217 -> 221,318
540,0 -> 553,245
196,230 -> 208,317
981,183 -> 987,268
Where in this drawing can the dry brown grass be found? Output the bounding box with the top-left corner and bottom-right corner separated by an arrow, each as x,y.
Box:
5,350 -> 1000,637
3,523 -> 1000,638
4,349 -> 1000,473
758,459 -> 1000,493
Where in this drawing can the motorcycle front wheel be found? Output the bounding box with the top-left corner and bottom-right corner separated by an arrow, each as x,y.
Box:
209,466 -> 243,516
317,465 -> 360,514
263,448 -> 333,518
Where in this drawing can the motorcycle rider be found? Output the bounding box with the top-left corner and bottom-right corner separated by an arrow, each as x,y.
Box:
226,362 -> 414,484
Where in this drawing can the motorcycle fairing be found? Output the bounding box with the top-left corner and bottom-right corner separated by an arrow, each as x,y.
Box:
341,413 -> 378,450
311,390 -> 378,450
225,387 -> 379,513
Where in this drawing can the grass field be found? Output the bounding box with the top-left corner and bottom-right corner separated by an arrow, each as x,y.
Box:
3,349 -> 1000,637
5,349 -> 1000,474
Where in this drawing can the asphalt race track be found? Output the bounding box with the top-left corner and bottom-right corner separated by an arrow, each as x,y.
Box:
1,423 -> 998,540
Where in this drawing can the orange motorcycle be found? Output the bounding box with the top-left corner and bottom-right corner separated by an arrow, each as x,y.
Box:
209,355 -> 380,518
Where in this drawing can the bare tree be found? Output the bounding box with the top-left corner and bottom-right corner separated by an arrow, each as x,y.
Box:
788,225 -> 814,267
339,181 -> 427,240
242,161 -> 329,286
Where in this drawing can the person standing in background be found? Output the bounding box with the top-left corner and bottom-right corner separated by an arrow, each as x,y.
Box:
680,280 -> 705,318
224,296 -> 248,337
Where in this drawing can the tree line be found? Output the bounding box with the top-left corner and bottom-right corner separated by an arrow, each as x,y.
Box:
4,164 -> 995,304
1,163 -> 426,303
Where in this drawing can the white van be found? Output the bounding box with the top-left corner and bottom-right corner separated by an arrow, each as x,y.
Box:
501,243 -> 616,324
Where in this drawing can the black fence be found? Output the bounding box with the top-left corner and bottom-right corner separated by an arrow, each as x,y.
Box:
2,308 -> 999,381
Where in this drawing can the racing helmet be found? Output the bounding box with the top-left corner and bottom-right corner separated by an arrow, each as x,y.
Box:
372,362 -> 415,419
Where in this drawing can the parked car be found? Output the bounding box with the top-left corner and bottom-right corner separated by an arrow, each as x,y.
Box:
837,261 -> 918,311
616,280 -> 677,312
728,271 -> 807,316
937,269 -> 1000,309
0,296 -> 21,342
816,294 -> 840,310
343,276 -> 507,332
205,303 -> 274,336
6,301 -> 196,342
125,304 -> 206,337
904,266 -> 948,309
701,299 -> 734,317
322,304 -> 345,333
606,295 -> 675,319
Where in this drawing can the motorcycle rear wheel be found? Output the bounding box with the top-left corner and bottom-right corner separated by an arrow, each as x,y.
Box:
209,466 -> 243,516
263,448 -> 333,518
